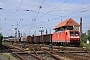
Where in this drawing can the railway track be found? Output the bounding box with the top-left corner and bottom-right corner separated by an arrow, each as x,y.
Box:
6,45 -> 45,60
29,44 -> 90,60
2,42 -> 64,60
2,41 -> 90,60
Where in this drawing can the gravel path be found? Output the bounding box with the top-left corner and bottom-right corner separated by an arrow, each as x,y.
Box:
0,53 -> 17,60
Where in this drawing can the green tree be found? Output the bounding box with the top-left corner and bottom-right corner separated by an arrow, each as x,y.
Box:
87,30 -> 90,41
81,32 -> 88,43
0,33 -> 3,46
8,35 -> 14,38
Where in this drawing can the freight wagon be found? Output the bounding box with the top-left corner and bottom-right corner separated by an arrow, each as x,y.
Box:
27,34 -> 52,44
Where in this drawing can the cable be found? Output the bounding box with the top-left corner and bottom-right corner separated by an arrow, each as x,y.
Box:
6,0 -> 90,34
37,6 -> 90,29
36,0 -> 69,20
29,2 -> 90,34
27,0 -> 69,34
35,0 -> 44,19
48,5 -> 90,22
28,0 -> 44,35
35,1 -> 90,23
3,0 -> 23,28
62,6 -> 90,17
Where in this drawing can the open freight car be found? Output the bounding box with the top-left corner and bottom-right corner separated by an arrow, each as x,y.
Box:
27,34 -> 52,44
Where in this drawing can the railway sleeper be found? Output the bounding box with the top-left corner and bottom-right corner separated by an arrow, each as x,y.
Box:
47,52 -> 63,60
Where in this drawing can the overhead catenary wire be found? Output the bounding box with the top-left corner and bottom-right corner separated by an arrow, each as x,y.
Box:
2,0 -> 90,36
4,0 -> 19,20
62,6 -> 90,17
34,0 -> 90,24
28,0 -> 44,35
7,0 -> 90,30
5,0 -> 69,32
47,5 -> 90,22
28,0 -> 69,33
36,0 -> 69,20
37,5 -> 90,29
34,0 -> 44,19
3,0 -> 23,28
13,0 -> 73,33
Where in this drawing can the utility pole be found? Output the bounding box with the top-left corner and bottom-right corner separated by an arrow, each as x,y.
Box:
50,28 -> 51,34
17,21 -> 18,38
39,26 -> 44,44
80,17 -> 82,42
14,28 -> 17,43
39,21 -> 44,44
80,17 -> 82,34
18,30 -> 21,42
46,29 -> 48,34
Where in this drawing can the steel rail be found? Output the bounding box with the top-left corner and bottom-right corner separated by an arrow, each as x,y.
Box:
47,52 -> 63,60
9,45 -> 45,60
14,53 -> 27,60
29,48 -> 45,60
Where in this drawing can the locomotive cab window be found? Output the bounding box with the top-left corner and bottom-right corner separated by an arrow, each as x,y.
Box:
75,31 -> 79,35
70,31 -> 74,35
70,31 -> 79,35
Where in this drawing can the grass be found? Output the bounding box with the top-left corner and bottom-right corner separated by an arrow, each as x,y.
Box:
6,54 -> 11,60
81,42 -> 90,50
86,44 -> 90,50
0,54 -> 1,56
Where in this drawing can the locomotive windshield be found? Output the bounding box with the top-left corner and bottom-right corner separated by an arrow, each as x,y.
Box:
70,31 -> 79,35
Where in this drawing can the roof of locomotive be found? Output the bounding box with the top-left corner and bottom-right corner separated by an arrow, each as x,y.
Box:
54,18 -> 80,30
54,30 -> 79,33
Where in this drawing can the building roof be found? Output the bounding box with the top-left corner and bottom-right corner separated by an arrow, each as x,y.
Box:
54,18 -> 80,30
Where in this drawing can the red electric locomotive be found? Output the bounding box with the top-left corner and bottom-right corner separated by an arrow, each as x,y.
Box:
52,30 -> 80,46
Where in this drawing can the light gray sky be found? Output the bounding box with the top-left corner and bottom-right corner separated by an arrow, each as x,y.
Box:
0,0 -> 90,37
